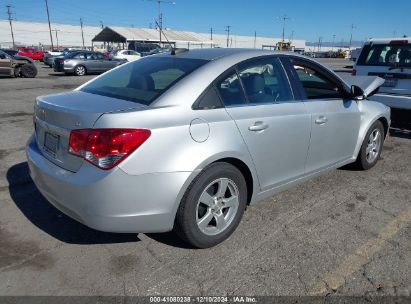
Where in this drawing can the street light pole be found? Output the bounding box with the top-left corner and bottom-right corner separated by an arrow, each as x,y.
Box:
279,15 -> 290,42
45,0 -> 54,49
332,34 -> 336,52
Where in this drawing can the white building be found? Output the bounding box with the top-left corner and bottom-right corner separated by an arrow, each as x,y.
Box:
0,19 -> 305,51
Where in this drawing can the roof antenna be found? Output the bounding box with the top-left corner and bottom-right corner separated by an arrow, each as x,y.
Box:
154,20 -> 188,55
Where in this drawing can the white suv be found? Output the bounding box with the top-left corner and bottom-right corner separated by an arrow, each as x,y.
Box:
354,38 -> 411,110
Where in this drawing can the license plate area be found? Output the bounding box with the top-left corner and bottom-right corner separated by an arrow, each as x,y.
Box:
44,132 -> 59,156
382,78 -> 398,87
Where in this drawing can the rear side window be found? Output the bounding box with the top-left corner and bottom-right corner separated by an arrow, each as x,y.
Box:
80,57 -> 207,105
216,71 -> 247,106
357,43 -> 411,67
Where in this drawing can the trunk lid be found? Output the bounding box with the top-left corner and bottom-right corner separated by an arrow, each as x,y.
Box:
34,91 -> 147,172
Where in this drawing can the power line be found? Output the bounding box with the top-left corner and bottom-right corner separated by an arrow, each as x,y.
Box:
44,0 -> 54,49
6,5 -> 15,49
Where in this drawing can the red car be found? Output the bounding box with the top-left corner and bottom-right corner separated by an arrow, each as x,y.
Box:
18,47 -> 45,61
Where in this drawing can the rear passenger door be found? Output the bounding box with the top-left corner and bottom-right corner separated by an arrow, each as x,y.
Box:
220,57 -> 311,191
286,57 -> 361,173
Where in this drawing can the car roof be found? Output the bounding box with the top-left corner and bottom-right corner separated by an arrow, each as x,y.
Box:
157,48 -> 286,61
366,37 -> 410,44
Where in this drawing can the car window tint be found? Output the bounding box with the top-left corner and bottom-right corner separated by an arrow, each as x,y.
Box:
75,53 -> 86,59
80,57 -> 207,105
195,86 -> 223,110
358,43 -> 411,67
291,60 -> 341,99
238,57 -> 293,104
216,71 -> 247,106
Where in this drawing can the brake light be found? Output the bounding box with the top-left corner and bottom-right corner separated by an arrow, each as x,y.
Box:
352,69 -> 357,76
389,40 -> 408,45
69,129 -> 151,170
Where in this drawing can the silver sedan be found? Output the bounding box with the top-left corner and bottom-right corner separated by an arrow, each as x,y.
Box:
26,49 -> 390,248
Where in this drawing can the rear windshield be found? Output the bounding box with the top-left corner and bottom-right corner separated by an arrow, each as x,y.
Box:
80,57 -> 208,105
357,43 -> 411,67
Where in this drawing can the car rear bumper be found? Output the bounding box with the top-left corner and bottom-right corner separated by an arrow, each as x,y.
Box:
370,93 -> 411,110
26,135 -> 190,233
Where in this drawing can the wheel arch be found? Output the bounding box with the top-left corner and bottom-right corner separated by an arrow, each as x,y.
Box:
211,157 -> 254,206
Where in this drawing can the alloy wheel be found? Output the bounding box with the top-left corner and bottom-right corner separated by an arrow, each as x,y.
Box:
196,178 -> 239,236
365,128 -> 382,163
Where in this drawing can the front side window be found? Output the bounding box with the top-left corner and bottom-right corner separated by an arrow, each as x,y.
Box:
291,59 -> 341,99
237,57 -> 293,104
80,57 -> 207,105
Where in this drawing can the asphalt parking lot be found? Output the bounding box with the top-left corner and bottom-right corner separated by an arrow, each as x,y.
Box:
0,59 -> 410,298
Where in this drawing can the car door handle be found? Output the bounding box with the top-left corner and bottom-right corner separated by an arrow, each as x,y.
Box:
248,121 -> 269,132
315,116 -> 328,125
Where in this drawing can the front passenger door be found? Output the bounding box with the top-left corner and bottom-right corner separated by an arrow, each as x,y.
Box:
0,53 -> 12,76
288,57 -> 361,173
220,57 -> 311,191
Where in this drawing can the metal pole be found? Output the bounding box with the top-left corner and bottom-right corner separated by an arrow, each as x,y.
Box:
349,24 -> 355,51
210,27 -> 213,40
44,0 -> 54,49
157,1 -> 162,44
254,31 -> 256,48
226,25 -> 231,48
53,29 -> 60,49
80,18 -> 85,49
6,5 -> 15,49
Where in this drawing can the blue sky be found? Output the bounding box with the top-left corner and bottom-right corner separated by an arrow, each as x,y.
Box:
3,0 -> 411,42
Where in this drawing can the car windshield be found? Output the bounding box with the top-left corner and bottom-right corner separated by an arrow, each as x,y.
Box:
80,57 -> 208,105
357,42 -> 411,67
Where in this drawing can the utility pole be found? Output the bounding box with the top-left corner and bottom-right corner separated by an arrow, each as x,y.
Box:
145,0 -> 176,45
210,27 -> 213,40
6,5 -> 15,49
225,25 -> 231,48
52,29 -> 60,49
349,24 -> 355,51
80,18 -> 85,49
318,36 -> 323,51
44,0 -> 54,49
254,31 -> 257,48
279,15 -> 290,42
100,21 -> 104,29
332,34 -> 336,51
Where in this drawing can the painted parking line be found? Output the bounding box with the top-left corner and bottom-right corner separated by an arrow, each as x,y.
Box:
309,204 -> 411,295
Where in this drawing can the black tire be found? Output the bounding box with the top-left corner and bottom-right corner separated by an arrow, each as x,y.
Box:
13,66 -> 20,78
354,120 -> 385,170
73,65 -> 87,76
174,162 -> 247,248
20,64 -> 37,78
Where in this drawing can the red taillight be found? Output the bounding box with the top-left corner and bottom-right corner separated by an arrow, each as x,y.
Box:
69,128 -> 151,170
389,40 -> 408,45
351,69 -> 357,76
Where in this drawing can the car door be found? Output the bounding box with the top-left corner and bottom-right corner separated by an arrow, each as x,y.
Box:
218,57 -> 311,191
286,57 -> 361,173
96,52 -> 114,71
0,53 -> 12,75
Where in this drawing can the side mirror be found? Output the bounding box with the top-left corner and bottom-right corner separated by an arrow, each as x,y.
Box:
351,85 -> 365,101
